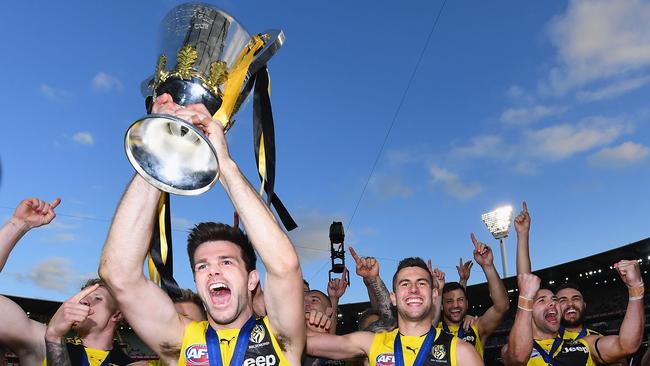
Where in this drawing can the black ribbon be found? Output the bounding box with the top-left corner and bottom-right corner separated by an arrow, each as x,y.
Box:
206,317 -> 257,366
394,327 -> 436,366
148,192 -> 182,299
252,66 -> 297,231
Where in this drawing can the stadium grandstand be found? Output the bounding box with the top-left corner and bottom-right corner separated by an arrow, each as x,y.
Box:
1,237 -> 648,365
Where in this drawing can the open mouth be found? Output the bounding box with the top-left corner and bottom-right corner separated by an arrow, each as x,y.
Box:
405,297 -> 423,306
544,310 -> 558,324
209,282 -> 231,306
564,308 -> 579,318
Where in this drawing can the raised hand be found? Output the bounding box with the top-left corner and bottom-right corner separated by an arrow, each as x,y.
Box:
349,247 -> 379,280
514,201 -> 531,235
614,259 -> 644,288
12,197 -> 61,229
456,258 -> 473,284
471,233 -> 494,267
327,267 -> 349,300
516,273 -> 540,300
45,284 -> 99,342
428,259 -> 445,290
305,308 -> 333,333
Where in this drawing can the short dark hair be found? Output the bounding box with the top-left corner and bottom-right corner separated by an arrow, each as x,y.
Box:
303,279 -> 310,290
442,282 -> 467,297
187,222 -> 257,273
555,282 -> 581,293
306,289 -> 332,308
392,257 -> 432,291
81,278 -> 106,290
172,288 -> 206,318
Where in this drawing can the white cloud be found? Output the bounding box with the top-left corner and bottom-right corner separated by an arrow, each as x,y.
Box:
288,211 -> 347,264
500,105 -> 567,125
429,164 -> 482,200
91,72 -> 123,92
545,0 -> 650,95
525,116 -> 627,161
588,141 -> 650,167
451,135 -> 515,162
72,132 -> 94,145
39,84 -> 71,100
52,233 -> 78,242
172,216 -> 194,232
12,258 -> 93,294
370,174 -> 413,199
576,75 -> 650,102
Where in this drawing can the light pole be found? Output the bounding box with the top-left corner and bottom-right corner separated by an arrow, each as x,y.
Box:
481,205 -> 513,278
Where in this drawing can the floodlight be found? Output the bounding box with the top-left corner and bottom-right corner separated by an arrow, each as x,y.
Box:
481,205 -> 513,278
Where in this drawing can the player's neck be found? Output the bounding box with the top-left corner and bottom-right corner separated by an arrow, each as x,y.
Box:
79,327 -> 115,351
397,316 -> 433,336
532,325 -> 557,341
443,316 -> 460,327
209,305 -> 254,331
565,324 -> 583,333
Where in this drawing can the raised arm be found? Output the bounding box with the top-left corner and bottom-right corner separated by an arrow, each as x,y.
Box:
350,247 -> 395,330
0,295 -> 46,363
185,107 -> 304,354
428,260 -> 445,326
45,284 -> 99,366
0,197 -> 60,272
327,267 -> 348,334
584,259 -> 645,363
471,233 -> 509,341
501,273 -> 539,366
99,94 -> 188,362
99,174 -> 186,361
514,202 -> 531,274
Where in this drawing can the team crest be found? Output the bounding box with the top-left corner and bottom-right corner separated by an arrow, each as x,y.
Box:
430,345 -> 446,360
250,324 -> 266,344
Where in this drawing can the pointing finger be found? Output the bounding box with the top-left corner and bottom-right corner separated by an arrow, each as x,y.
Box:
349,247 -> 361,264
522,201 -> 528,213
71,283 -> 100,303
470,233 -> 479,249
50,198 -> 62,209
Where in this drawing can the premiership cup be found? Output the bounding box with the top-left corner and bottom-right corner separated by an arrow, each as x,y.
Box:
125,2 -> 283,195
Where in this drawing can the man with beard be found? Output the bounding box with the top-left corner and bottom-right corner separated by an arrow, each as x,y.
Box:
99,95 -> 304,365
555,283 -> 602,340
502,260 -> 645,365
439,233 -> 509,358
305,257 -> 483,366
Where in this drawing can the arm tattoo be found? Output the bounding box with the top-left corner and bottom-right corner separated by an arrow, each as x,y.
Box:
46,339 -> 72,366
365,277 -> 394,320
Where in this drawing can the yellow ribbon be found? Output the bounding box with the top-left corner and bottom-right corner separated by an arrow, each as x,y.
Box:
147,194 -> 169,285
213,35 -> 265,126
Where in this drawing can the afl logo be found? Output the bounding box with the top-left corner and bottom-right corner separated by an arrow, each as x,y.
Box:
185,344 -> 209,365
375,353 -> 395,365
250,324 -> 266,344
431,345 -> 446,360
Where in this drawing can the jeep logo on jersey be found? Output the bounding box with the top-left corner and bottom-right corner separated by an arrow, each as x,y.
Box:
250,324 -> 266,344
185,344 -> 209,365
243,355 -> 277,366
431,345 -> 446,360
376,353 -> 395,365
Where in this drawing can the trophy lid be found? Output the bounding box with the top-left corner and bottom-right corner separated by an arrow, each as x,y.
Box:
144,3 -> 250,115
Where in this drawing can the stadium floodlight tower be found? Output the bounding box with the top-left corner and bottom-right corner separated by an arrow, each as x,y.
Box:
481,205 -> 513,278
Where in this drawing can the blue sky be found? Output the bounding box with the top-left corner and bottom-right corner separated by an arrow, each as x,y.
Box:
1,0 -> 649,303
